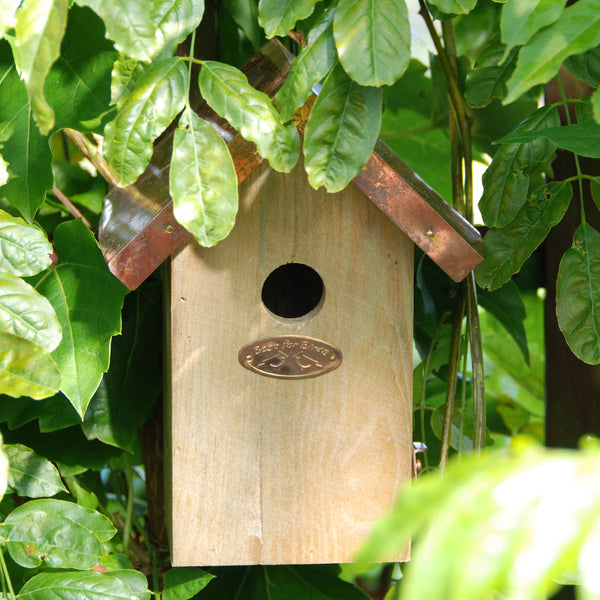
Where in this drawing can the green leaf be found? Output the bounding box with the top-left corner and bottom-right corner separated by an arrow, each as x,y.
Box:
0,392 -> 80,432
199,60 -> 299,172
505,0 -> 600,104
0,331 -> 60,399
557,223 -> 600,364
591,176 -> 600,212
74,0 -> 156,61
499,119 -> 600,159
275,7 -> 336,122
258,0 -> 319,38
333,0 -> 410,86
104,58 -> 188,187
28,220 -> 128,418
465,39 -> 518,108
6,498 -> 115,568
478,281 -> 529,364
0,271 -> 61,352
0,41 -> 52,221
111,56 -> 144,106
152,0 -> 205,58
18,570 -> 151,600
500,0 -> 565,55
170,107 -> 238,247
199,565 -> 370,600
0,0 -> 19,39
4,443 -> 66,497
564,46 -> 600,88
476,181 -> 572,290
223,0 -> 263,51
14,0 -> 69,134
479,105 -> 560,227
0,153 -> 7,185
82,282 -> 162,451
163,567 -> 215,600
304,62 -> 381,192
426,0 -> 477,15
0,209 -> 52,276
594,86 -> 600,125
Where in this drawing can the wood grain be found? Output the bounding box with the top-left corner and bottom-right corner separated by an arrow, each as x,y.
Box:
167,162 -> 413,565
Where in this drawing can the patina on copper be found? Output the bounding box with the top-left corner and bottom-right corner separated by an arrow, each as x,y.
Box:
99,39 -> 483,290
239,335 -> 342,379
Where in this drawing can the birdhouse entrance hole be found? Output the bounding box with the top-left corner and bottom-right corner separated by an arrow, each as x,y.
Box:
261,263 -> 324,322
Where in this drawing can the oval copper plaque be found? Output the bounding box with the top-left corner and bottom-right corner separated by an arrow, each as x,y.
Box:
239,335 -> 342,379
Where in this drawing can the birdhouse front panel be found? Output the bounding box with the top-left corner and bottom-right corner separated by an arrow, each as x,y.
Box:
167,161 -> 413,566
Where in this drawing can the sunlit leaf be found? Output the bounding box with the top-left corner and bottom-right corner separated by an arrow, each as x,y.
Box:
258,0 -> 319,38
465,39 -> 518,108
5,443 -> 66,497
152,0 -> 205,58
426,0 -> 477,15
83,283 -> 161,451
0,209 -> 52,276
163,567 -> 214,600
0,331 -> 60,399
557,223 -> 600,365
170,107 -> 238,247
14,0 -> 69,134
0,153 -> 7,185
199,60 -> 299,172
505,0 -> 600,104
28,220 -> 128,418
104,58 -> 188,187
304,62 -> 381,192
111,57 -> 143,106
199,565 -> 370,600
0,0 -> 20,38
479,105 -> 560,227
357,442 -> 600,600
0,271 -> 61,352
74,0 -> 156,61
500,0 -> 565,55
275,7 -> 336,122
6,498 -> 115,568
499,119 -> 600,159
333,0 -> 410,86
476,181 -> 572,290
18,570 -> 151,600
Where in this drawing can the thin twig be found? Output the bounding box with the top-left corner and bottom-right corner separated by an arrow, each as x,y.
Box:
52,185 -> 93,230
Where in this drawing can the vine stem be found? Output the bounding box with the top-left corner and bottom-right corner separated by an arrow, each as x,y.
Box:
123,454 -> 135,556
186,29 -> 197,111
555,75 -> 586,223
52,186 -> 92,229
0,547 -> 15,599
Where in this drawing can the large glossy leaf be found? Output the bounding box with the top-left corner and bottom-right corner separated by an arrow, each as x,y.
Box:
0,41 -> 52,221
258,0 -> 319,38
465,39 -> 518,108
505,0 -> 600,104
83,282 -> 161,451
104,58 -> 188,187
499,119 -> 600,159
0,271 -> 61,352
6,498 -> 115,568
14,0 -> 69,134
223,0 -> 263,51
0,331 -> 60,399
199,565 -> 369,600
476,181 -> 572,290
5,443 -> 66,497
0,209 -> 52,276
500,0 -> 565,55
275,8 -> 336,123
111,57 -> 144,106
357,442 -> 600,600
304,62 -> 381,192
170,107 -> 238,247
333,0 -> 410,86
426,0 -> 477,14
18,570 -> 150,600
163,567 -> 214,600
199,60 -> 299,172
557,223 -> 600,365
75,0 -> 157,61
0,392 -> 80,432
479,105 -> 560,228
28,220 -> 128,418
152,0 -> 205,58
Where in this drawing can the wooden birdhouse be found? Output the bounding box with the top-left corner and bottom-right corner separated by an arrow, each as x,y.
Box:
99,41 -> 482,567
